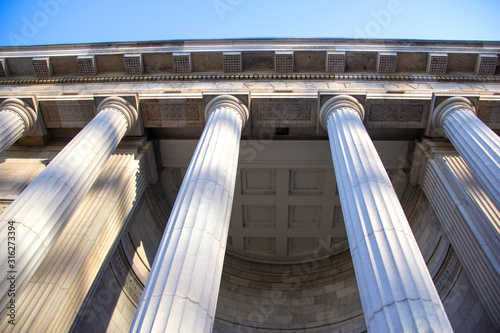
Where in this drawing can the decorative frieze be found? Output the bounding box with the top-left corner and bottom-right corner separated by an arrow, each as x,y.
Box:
40,100 -> 95,128
369,104 -> 424,121
478,105 -> 500,126
252,98 -> 316,127
140,99 -> 203,127
364,99 -> 429,128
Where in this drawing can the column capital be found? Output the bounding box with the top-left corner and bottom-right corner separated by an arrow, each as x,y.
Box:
205,95 -> 249,127
0,98 -> 37,134
432,96 -> 476,132
319,95 -> 364,131
97,96 -> 138,131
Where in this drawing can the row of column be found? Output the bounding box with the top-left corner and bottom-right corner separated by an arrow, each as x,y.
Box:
0,93 -> 498,331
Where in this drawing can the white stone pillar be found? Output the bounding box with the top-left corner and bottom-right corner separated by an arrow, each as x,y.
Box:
0,97 -> 137,315
0,99 -> 37,153
130,95 -> 248,333
433,97 -> 500,210
320,96 -> 452,332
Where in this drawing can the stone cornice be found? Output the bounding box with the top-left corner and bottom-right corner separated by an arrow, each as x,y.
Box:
1,38 -> 500,55
1,39 -> 499,81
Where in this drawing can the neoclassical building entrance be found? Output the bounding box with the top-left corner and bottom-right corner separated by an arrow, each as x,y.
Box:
0,39 -> 499,332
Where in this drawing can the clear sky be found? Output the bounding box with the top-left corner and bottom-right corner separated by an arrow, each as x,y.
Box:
0,0 -> 499,47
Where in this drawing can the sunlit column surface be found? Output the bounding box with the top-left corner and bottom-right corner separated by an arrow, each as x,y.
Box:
0,96 -> 137,316
0,99 -> 37,154
320,95 -> 452,332
433,97 -> 500,210
130,95 -> 248,333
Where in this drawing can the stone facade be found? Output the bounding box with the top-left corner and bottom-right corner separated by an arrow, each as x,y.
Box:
0,39 -> 499,332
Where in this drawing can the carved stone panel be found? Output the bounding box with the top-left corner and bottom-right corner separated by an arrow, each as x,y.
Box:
251,98 -> 317,128
40,100 -> 96,128
477,100 -> 500,129
140,98 -> 204,127
364,98 -> 430,128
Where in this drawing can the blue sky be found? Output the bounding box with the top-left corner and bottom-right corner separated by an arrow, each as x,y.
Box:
0,0 -> 499,46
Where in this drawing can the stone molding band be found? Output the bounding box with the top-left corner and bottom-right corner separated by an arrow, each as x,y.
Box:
319,95 -> 365,130
1,74 -> 500,86
97,96 -> 138,132
204,95 -> 249,127
0,98 -> 37,134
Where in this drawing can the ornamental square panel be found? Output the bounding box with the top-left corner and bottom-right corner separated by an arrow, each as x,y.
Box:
364,98 -> 430,128
124,54 -> 143,74
252,98 -> 317,127
476,54 -> 498,75
477,100 -> 500,129
32,57 -> 52,77
327,52 -> 345,72
40,100 -> 96,128
242,205 -> 276,228
289,169 -> 324,196
244,237 -> 276,255
377,53 -> 397,73
287,237 -> 319,256
223,52 -> 242,73
0,58 -> 8,77
427,53 -> 448,74
172,53 -> 192,73
241,169 -> 276,195
275,52 -> 294,73
140,99 -> 203,127
77,56 -> 97,76
288,205 -> 322,228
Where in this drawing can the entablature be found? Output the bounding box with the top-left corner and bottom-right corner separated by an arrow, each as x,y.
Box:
1,82 -> 499,142
0,39 -> 499,83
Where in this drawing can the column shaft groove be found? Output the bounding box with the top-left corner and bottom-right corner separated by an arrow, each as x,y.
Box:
321,97 -> 452,332
130,97 -> 246,332
434,98 -> 500,210
0,99 -> 135,315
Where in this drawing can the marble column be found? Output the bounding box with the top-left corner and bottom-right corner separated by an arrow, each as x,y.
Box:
0,99 -> 37,153
320,95 -> 452,332
0,96 -> 137,315
130,95 -> 248,332
433,97 -> 500,210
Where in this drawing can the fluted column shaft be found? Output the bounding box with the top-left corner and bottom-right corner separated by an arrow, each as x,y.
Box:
320,96 -> 452,332
0,99 -> 37,154
433,97 -> 500,210
0,97 -> 137,316
130,95 -> 248,333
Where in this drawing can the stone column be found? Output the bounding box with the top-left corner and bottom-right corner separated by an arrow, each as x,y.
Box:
0,99 -> 37,153
0,97 -> 137,315
433,97 -> 500,210
130,95 -> 248,332
320,95 -> 452,332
